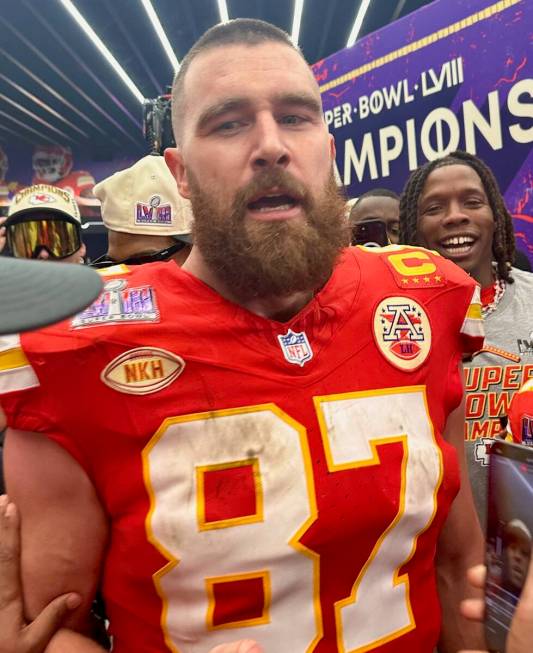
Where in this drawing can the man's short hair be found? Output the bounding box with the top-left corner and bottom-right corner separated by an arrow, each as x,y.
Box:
352,188 -> 400,209
503,519 -> 532,546
171,18 -> 305,144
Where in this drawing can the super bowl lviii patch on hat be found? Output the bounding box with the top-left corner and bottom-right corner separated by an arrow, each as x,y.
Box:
8,184 -> 81,224
93,155 -> 192,238
373,296 -> 432,371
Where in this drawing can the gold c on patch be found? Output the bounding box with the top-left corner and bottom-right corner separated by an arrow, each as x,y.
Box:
373,297 -> 432,371
101,347 -> 185,395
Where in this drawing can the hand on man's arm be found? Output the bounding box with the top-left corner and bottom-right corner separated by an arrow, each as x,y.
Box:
0,495 -> 83,653
0,493 -> 261,653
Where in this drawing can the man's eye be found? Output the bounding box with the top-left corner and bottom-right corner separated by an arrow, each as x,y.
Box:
214,120 -> 243,133
465,198 -> 483,208
423,205 -> 441,215
280,115 -> 307,125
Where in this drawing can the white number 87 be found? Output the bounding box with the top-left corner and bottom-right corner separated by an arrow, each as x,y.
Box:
143,386 -> 442,653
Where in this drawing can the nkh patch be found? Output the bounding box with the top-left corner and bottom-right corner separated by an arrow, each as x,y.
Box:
71,279 -> 159,328
136,195 -> 172,226
277,329 -> 313,367
101,347 -> 185,395
373,296 -> 431,371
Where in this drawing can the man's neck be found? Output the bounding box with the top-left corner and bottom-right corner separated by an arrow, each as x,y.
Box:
181,247 -> 315,322
473,263 -> 496,289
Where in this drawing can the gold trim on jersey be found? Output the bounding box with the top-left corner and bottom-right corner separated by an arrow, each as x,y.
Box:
205,570 -> 271,630
0,346 -> 30,372
96,264 -> 130,276
142,403 -> 324,653
461,285 -> 484,340
196,457 -> 264,531
0,340 -> 39,393
314,386 -> 444,652
337,435 -> 414,652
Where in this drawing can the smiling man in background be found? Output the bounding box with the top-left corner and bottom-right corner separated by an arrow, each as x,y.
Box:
399,150 -> 533,530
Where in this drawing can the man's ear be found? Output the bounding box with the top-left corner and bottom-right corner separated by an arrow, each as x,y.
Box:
164,148 -> 191,199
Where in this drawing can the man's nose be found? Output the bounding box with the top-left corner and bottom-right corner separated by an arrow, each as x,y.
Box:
251,115 -> 290,170
36,249 -> 50,260
442,201 -> 470,226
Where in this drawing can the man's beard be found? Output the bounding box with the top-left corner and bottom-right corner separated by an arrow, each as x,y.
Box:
188,167 -> 349,300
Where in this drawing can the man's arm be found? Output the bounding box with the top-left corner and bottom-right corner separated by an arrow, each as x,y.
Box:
0,489 -> 260,653
4,429 -> 109,651
0,494 -> 106,653
437,390 -> 486,653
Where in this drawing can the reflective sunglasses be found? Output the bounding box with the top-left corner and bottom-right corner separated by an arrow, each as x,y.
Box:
90,239 -> 187,269
6,215 -> 82,260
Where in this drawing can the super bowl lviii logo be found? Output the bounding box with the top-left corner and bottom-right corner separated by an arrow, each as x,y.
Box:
136,195 -> 172,226
373,297 -> 431,371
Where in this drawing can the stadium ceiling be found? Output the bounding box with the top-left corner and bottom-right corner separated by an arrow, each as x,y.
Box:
0,0 -> 433,158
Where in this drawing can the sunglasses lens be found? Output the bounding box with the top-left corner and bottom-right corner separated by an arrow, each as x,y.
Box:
7,217 -> 81,259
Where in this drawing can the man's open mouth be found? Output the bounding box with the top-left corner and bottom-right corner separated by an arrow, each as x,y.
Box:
247,191 -> 301,213
440,234 -> 477,255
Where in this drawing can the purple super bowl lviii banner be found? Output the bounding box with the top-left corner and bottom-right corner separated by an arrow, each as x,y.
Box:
313,0 -> 533,264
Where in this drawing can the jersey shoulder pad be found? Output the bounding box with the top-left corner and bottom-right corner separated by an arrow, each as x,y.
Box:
0,334 -> 39,394
64,170 -> 95,186
69,261 -> 167,331
93,261 -> 167,284
368,244 -> 475,291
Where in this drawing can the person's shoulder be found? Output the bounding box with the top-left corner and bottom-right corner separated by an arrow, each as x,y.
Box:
61,170 -> 95,185
69,261 -> 176,330
0,333 -> 41,395
0,262 -> 178,400
95,260 -> 176,285
510,266 -> 533,289
1,262 -> 165,357
350,244 -> 477,291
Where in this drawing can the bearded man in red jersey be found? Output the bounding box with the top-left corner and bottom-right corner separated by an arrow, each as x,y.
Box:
0,18 -> 485,653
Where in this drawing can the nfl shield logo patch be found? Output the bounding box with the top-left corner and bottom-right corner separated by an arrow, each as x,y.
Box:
277,329 -> 313,367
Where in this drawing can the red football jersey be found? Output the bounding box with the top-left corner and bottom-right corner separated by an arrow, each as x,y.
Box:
32,170 -> 95,198
0,247 -> 483,653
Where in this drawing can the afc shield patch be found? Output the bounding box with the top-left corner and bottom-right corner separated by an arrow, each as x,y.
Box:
277,329 -> 313,367
101,347 -> 185,395
373,296 -> 431,371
